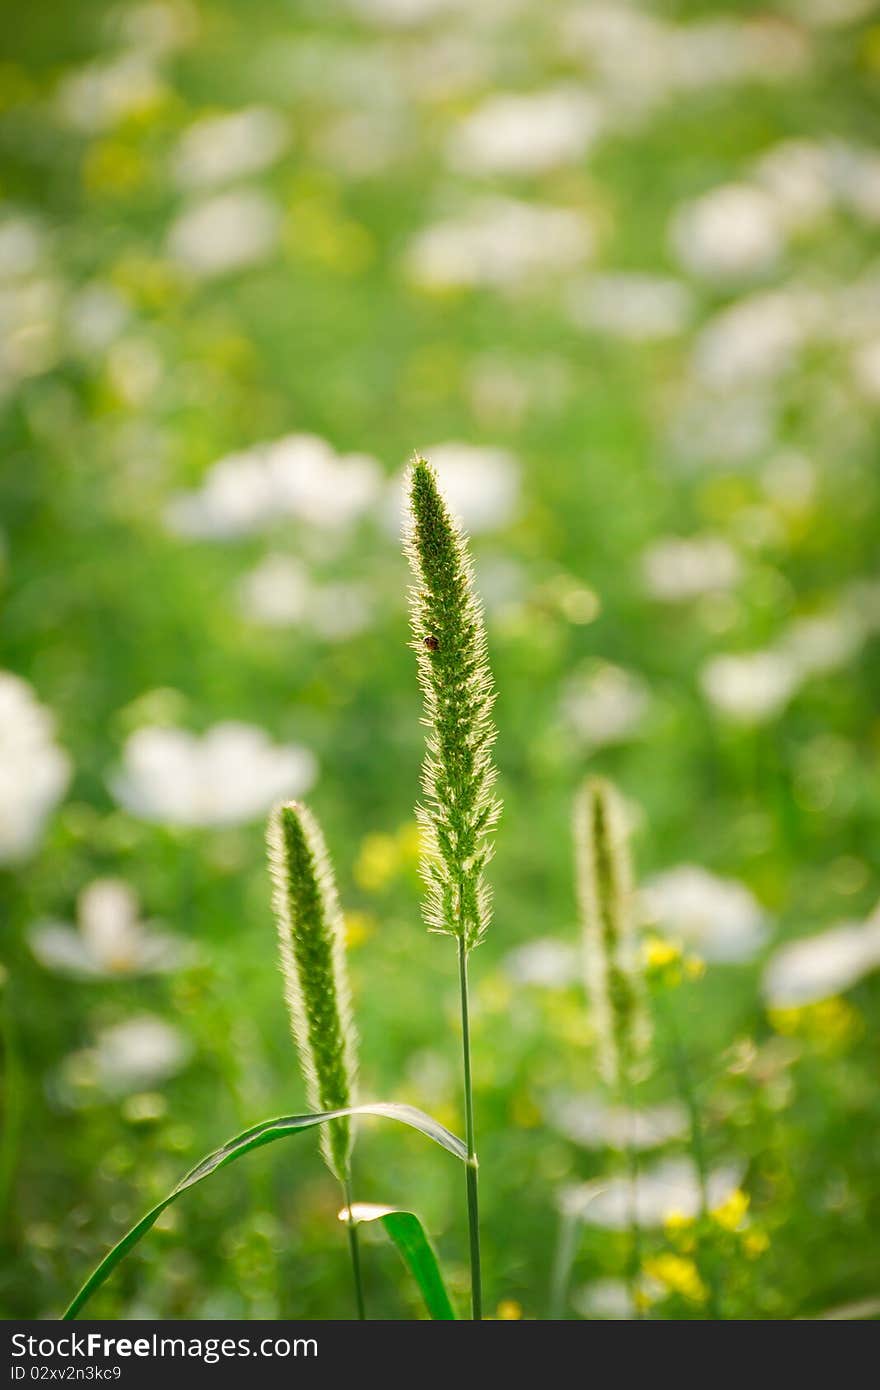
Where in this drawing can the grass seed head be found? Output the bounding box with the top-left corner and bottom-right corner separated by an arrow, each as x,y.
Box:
267,800 -> 358,1181
404,457 -> 501,953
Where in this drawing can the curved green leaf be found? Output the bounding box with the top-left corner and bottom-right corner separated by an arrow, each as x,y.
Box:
342,1203 -> 456,1320
64,1102 -> 467,1320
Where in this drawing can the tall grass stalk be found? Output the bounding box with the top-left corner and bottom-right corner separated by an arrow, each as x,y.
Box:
574,777 -> 650,1317
267,801 -> 365,1318
405,458 -> 502,1320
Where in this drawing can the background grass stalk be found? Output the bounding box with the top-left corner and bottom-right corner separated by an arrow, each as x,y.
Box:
574,778 -> 651,1322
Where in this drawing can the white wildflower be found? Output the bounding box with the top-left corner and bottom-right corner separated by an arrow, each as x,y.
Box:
449,88 -> 602,177
55,52 -> 165,132
762,914 -> 880,1007
567,272 -> 693,341
30,879 -> 192,978
111,722 -> 317,827
642,536 -> 740,602
693,289 -> 820,389
548,1094 -> 689,1151
642,865 -> 768,963
502,938 -> 580,989
167,189 -> 281,277
0,674 -> 70,864
562,1157 -> 742,1229
172,108 -> 289,189
753,140 -> 834,232
701,649 -> 799,723
561,664 -> 649,749
239,555 -> 374,640
0,215 -> 46,282
59,1015 -> 190,1100
165,434 -> 383,539
670,183 -> 785,283
405,197 -> 595,291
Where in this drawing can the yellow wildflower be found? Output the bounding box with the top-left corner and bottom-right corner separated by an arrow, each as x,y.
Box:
344,911 -> 375,949
643,934 -> 681,971
743,1229 -> 770,1259
496,1300 -> 522,1320
711,1188 -> 749,1232
643,1254 -> 708,1304
354,832 -> 399,892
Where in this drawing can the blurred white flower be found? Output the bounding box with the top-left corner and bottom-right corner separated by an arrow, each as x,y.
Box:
670,184 -> 784,283
0,214 -> 46,282
172,108 -> 289,189
239,554 -> 374,640
449,88 -> 602,176
111,722 -> 317,827
701,649 -> 799,723
55,52 -> 165,132
693,289 -> 821,389
313,110 -> 407,178
348,0 -> 467,24
667,386 -> 778,466
106,336 -> 163,406
565,8 -> 806,122
781,610 -> 863,677
66,283 -> 131,356
0,278 -> 62,389
167,189 -> 281,277
561,664 -> 649,749
111,2 -> 199,56
562,1157 -> 742,1229
166,434 -> 383,539
0,674 -> 70,864
830,142 -> 880,225
572,1279 -> 635,1320
29,879 -> 192,979
502,938 -> 579,989
567,272 -> 693,341
642,865 -> 767,963
753,140 -> 834,232
60,1015 -> 190,1100
548,1094 -> 689,1151
762,914 -> 880,1007
852,338 -> 880,402
642,536 -> 740,602
405,197 -> 595,291
390,442 -> 519,535
793,0 -> 877,29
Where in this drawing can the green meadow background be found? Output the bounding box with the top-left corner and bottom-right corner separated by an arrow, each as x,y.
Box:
2,0 -> 880,1319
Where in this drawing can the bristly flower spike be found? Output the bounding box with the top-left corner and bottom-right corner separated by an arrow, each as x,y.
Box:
574,776 -> 650,1089
404,457 -> 502,954
267,800 -> 358,1183
405,456 -> 501,1320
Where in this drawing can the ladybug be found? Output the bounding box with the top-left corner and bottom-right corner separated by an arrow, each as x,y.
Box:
423,635 -> 440,652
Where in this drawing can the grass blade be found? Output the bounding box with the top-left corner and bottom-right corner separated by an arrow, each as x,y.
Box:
64,1102 -> 467,1319
341,1203 -> 456,1320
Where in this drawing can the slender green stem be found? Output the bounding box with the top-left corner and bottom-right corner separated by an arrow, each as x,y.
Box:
457,940 -> 482,1320
621,1070 -> 643,1319
548,1207 -> 579,1320
657,995 -> 722,1320
342,1176 -> 366,1320
0,985 -> 23,1234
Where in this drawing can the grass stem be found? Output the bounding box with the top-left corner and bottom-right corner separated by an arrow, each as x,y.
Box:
342,1176 -> 366,1320
458,940 -> 482,1321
